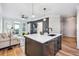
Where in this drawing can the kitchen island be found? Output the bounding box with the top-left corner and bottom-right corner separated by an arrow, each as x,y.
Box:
24,33 -> 62,56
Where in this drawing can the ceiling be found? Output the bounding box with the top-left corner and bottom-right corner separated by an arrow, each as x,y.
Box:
1,3 -> 79,19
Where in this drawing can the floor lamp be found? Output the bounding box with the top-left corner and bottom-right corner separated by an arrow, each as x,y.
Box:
8,27 -> 14,49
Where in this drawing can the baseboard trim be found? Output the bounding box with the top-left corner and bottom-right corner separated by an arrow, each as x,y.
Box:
63,35 -> 76,38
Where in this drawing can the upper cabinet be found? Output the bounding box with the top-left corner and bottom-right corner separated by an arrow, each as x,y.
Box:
37,21 -> 43,34
27,18 -> 49,34
30,22 -> 37,34
27,15 -> 61,34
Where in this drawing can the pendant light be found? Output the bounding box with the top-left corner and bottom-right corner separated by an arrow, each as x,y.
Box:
43,8 -> 46,21
32,3 -> 35,18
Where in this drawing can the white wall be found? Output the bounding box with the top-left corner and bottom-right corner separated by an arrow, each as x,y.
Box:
49,15 -> 61,34
63,16 -> 76,37
0,3 -> 29,34
77,7 -> 79,49
2,3 -> 32,19
0,18 -> 2,33
0,4 -> 2,33
2,3 -> 79,19
0,3 -> 77,37
2,17 -> 28,35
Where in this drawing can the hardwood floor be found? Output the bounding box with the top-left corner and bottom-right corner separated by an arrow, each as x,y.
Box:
62,36 -> 76,48
0,36 -> 79,56
0,45 -> 25,56
56,36 -> 79,56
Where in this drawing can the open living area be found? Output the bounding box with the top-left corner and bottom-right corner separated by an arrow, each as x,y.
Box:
0,3 -> 79,56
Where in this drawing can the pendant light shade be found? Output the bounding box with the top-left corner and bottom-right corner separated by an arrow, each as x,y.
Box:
43,8 -> 46,21
32,14 -> 35,18
43,18 -> 46,21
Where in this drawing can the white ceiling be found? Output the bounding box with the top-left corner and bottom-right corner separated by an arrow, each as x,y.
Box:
1,3 -> 79,19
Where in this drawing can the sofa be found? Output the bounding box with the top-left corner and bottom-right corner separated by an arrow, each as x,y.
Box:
0,33 -> 20,49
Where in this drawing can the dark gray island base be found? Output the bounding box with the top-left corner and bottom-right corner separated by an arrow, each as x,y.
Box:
25,34 -> 62,56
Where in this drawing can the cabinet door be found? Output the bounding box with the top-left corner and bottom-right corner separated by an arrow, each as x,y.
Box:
58,36 -> 62,49
43,18 -> 49,33
25,38 -> 43,56
30,22 -> 37,34
37,22 -> 43,34
43,40 -> 55,56
54,38 -> 58,53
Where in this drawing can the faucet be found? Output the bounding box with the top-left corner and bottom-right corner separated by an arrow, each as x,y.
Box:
44,28 -> 52,34
48,28 -> 52,34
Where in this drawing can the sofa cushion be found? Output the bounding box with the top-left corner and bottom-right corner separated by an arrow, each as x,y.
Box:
0,41 -> 10,48
11,39 -> 20,45
1,35 -> 5,39
0,33 -> 20,49
1,33 -> 8,38
0,33 -> 10,42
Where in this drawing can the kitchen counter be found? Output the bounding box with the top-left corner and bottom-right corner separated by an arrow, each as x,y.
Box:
24,33 -> 62,56
24,33 -> 62,43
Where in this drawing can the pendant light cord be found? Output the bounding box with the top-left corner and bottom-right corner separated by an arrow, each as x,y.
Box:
43,8 -> 46,17
32,3 -> 34,15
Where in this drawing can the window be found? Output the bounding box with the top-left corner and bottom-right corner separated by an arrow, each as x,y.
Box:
22,23 -> 26,32
14,22 -> 20,34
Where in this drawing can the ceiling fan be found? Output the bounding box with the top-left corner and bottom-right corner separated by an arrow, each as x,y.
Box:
21,14 -> 28,19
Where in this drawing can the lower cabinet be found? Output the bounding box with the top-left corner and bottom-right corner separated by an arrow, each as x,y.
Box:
43,41 -> 55,56
43,36 -> 62,56
25,38 -> 43,56
25,36 -> 62,56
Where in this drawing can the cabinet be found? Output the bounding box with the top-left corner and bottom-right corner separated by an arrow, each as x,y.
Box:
27,15 -> 61,34
30,22 -> 37,34
27,18 -> 49,34
25,36 -> 62,56
43,36 -> 62,56
25,37 -> 43,56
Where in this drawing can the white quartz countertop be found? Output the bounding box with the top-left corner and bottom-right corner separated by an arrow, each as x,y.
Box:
24,33 -> 62,43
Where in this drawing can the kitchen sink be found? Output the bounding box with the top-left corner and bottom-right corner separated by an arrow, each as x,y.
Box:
48,34 -> 56,36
